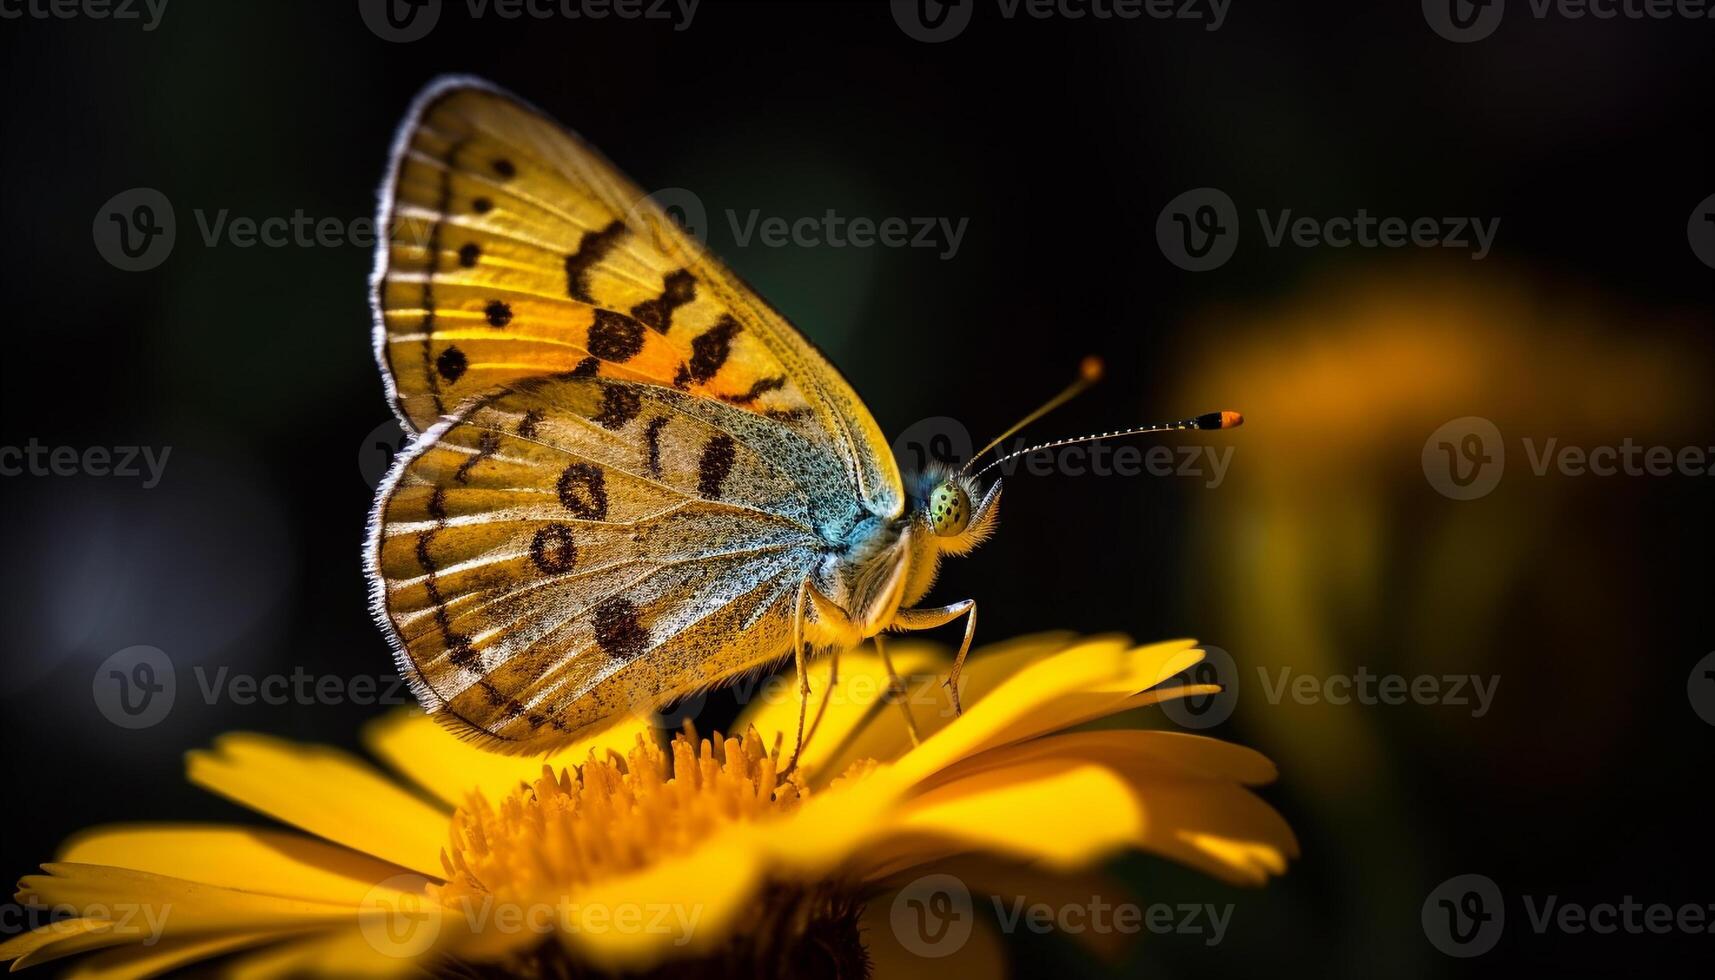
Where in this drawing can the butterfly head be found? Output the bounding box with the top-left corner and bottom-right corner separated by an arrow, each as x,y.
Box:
912,466 -> 1000,556
928,481 -> 970,536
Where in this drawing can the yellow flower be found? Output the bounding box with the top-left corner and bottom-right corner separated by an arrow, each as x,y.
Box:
1,634 -> 1295,978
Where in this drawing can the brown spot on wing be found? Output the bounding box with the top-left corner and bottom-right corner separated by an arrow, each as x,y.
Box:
557,463 -> 608,519
529,523 -> 579,573
644,416 -> 668,478
592,384 -> 643,430
516,409 -> 544,438
697,435 -> 737,499
686,315 -> 741,385
630,269 -> 696,334
592,596 -> 648,661
564,220 -> 627,304
435,347 -> 468,382
587,309 -> 646,363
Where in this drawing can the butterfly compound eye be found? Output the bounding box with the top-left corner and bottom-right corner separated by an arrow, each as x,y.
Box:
928,482 -> 972,537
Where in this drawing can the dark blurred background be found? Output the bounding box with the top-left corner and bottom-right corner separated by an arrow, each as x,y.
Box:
2,1 -> 1712,976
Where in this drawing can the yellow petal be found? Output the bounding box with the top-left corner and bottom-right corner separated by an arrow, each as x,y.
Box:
813,632 -> 1088,782
918,730 -> 1279,793
909,731 -> 1298,885
890,638 -> 1192,784
363,708 -> 658,809
65,931 -> 276,980
222,928 -> 424,980
0,918 -> 124,971
56,825 -> 415,907
18,864 -> 359,935
876,762 -> 1145,871
185,734 -> 449,878
559,837 -> 763,971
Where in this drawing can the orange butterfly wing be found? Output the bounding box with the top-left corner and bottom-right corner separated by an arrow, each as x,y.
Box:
372,77 -> 902,515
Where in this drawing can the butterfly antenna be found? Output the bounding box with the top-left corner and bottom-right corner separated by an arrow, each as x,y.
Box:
962,356 -> 1107,475
972,410 -> 1244,481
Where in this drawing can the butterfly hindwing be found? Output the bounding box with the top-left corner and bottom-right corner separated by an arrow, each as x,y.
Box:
369,376 -> 864,745
372,77 -> 902,516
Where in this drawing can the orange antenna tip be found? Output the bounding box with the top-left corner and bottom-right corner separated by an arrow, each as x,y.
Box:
1079,355 -> 1105,382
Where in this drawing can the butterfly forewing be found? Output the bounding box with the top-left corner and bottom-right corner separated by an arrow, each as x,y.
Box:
373,78 -> 900,514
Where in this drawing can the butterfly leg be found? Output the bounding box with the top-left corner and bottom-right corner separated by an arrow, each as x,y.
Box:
892,600 -> 977,716
784,579 -> 811,775
873,634 -> 922,747
800,644 -> 841,754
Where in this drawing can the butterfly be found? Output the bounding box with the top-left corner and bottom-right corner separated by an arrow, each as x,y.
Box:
365,76 -> 1241,763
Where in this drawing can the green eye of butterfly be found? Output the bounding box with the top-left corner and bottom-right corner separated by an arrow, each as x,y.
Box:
928,482 -> 971,537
